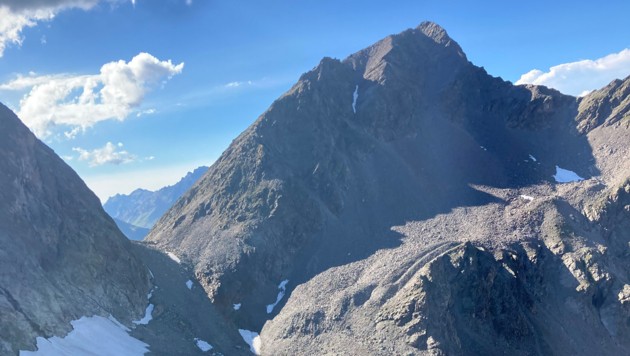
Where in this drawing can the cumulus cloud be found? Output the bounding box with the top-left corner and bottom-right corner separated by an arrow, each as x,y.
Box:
516,48 -> 630,96
73,142 -> 136,167
0,0 -> 106,57
1,52 -> 184,138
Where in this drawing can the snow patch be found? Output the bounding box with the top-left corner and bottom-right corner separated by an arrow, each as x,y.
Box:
352,85 -> 359,113
504,264 -> 517,277
520,195 -> 534,202
166,252 -> 181,264
20,316 -> 149,355
266,279 -> 289,314
233,303 -> 241,311
238,329 -> 261,355
133,304 -> 154,325
186,280 -> 193,290
194,338 -> 213,352
529,154 -> 537,162
553,166 -> 584,183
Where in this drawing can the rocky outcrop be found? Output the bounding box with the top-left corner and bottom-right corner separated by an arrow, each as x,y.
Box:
0,104 -> 150,354
577,76 -> 630,133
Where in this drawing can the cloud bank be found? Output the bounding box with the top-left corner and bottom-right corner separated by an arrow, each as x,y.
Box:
1,52 -> 184,138
516,48 -> 630,96
73,142 -> 136,167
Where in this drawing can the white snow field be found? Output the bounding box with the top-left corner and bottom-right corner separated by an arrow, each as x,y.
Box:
19,316 -> 149,356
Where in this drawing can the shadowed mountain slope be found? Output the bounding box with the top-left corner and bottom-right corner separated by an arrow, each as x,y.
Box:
0,104 -> 150,354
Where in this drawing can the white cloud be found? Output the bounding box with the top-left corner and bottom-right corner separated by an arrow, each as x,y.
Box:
516,48 -> 630,96
136,108 -> 156,117
73,141 -> 137,167
0,1 -> 106,57
1,52 -> 183,138
225,81 -> 247,88
0,73 -> 69,90
0,6 -> 52,56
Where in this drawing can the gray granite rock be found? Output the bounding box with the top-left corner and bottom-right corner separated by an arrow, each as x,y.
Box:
145,21 -> 630,354
0,104 -> 150,354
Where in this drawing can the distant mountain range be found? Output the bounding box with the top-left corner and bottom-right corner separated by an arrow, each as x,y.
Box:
103,166 -> 208,239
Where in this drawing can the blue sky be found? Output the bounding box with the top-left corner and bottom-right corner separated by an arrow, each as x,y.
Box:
1,0 -> 629,201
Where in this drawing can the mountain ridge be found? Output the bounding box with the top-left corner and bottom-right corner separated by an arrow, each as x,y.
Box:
145,21 -> 629,354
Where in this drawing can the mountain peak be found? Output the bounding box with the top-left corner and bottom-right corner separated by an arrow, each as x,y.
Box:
414,21 -> 465,59
343,21 -> 467,85
416,21 -> 451,44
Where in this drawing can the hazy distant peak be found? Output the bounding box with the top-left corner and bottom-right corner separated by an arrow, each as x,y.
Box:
103,165 -> 209,230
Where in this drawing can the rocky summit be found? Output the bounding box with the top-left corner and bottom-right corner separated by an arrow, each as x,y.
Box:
145,21 -> 630,355
0,104 -> 150,354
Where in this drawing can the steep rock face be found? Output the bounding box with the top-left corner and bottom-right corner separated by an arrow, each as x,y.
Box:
146,22 -> 597,327
104,166 -> 208,230
0,104 -> 149,354
146,20 -> 629,355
